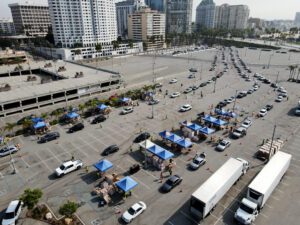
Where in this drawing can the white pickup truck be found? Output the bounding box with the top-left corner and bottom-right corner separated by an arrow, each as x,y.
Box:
55,160 -> 83,177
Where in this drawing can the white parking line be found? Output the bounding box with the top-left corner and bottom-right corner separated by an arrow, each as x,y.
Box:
86,132 -> 108,147
77,136 -> 100,154
67,142 -> 89,158
47,148 -> 62,163
34,152 -> 52,172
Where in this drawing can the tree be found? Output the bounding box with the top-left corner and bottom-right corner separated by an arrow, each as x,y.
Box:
59,201 -> 79,217
20,188 -> 43,210
95,43 -> 102,70
112,41 -> 119,50
74,49 -> 81,55
128,40 -> 133,49
4,122 -> 16,135
40,112 -> 48,120
21,118 -> 33,130
78,104 -> 85,115
45,26 -> 55,45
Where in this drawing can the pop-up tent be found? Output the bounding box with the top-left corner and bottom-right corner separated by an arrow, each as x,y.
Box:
120,97 -> 130,103
180,120 -> 193,126
94,159 -> 113,172
157,150 -> 174,160
212,119 -> 227,126
203,115 -> 217,123
97,104 -> 108,111
148,145 -> 165,155
139,140 -> 155,149
187,123 -> 202,131
199,127 -> 215,135
115,176 -> 138,192
31,117 -> 44,123
166,134 -> 183,143
159,130 -> 171,139
66,112 -> 79,119
176,139 -> 193,148
33,121 -> 46,129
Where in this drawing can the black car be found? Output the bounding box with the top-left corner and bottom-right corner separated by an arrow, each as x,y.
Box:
134,132 -> 151,143
91,115 -> 106,124
160,175 -> 182,192
39,132 -> 60,143
265,104 -> 273,111
270,83 -> 278,88
68,123 -> 84,133
102,145 -> 119,156
199,83 -> 206,87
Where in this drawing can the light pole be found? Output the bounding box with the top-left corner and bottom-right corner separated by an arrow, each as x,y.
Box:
267,52 -> 273,69
213,78 -> 217,93
276,71 -> 279,84
268,124 -> 277,161
258,49 -> 262,61
7,141 -> 17,174
232,90 -> 238,112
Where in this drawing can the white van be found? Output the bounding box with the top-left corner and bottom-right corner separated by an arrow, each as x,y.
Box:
2,200 -> 23,225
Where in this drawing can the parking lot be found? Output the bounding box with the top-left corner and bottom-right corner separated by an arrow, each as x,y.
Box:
0,47 -> 300,225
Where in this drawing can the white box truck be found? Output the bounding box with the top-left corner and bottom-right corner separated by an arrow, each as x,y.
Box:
190,158 -> 249,219
235,151 -> 291,224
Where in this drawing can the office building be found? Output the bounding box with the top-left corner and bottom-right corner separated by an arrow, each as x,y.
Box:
295,12 -> 300,27
145,0 -> 166,12
116,0 -> 146,38
166,0 -> 193,34
9,2 -> 51,36
215,4 -> 249,30
195,0 -> 216,30
0,19 -> 15,35
128,7 -> 165,50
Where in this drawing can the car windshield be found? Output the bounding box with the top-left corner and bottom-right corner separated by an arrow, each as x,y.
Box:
240,203 -> 254,214
243,121 -> 250,125
220,141 -> 226,146
235,129 -> 242,134
128,207 -> 135,215
59,165 -> 65,170
4,212 -> 15,219
166,179 -> 174,185
193,158 -> 202,164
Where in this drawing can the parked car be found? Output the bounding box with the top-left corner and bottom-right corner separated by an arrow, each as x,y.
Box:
231,127 -> 247,139
102,144 -> 119,156
180,104 -> 192,112
259,108 -> 268,117
134,132 -> 150,143
265,104 -> 273,111
38,132 -> 60,143
68,123 -> 84,133
295,106 -> 300,116
154,83 -> 162,88
188,74 -> 195,79
148,99 -> 160,105
0,145 -> 19,157
183,88 -> 193,94
216,140 -> 231,151
191,85 -> 199,90
241,119 -> 252,129
170,92 -> 180,98
91,115 -> 106,124
271,83 -> 278,88
169,78 -> 178,84
55,160 -> 83,177
122,107 -> 134,115
2,200 -> 23,225
199,82 -> 206,87
189,68 -> 197,72
160,175 -> 182,192
275,96 -> 283,102
247,89 -> 254,94
122,201 -> 147,223
253,85 -> 259,91
189,152 -> 206,169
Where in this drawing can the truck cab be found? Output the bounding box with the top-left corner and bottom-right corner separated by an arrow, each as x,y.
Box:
235,198 -> 258,225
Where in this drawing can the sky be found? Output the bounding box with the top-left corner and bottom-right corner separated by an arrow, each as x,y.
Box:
0,0 -> 299,21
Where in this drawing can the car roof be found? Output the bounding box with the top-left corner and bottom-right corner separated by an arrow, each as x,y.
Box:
169,175 -> 180,182
6,200 -> 20,213
131,203 -> 142,210
62,161 -> 73,167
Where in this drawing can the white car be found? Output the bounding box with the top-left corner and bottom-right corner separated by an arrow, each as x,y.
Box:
2,200 -> 23,225
241,119 -> 252,129
225,98 -> 233,103
216,140 -> 231,151
55,160 -> 83,177
122,107 -> 134,115
189,153 -> 206,169
275,96 -> 283,102
180,104 -> 192,112
183,88 -> 193,93
169,78 -> 178,84
0,145 -> 19,157
170,92 -> 180,98
259,108 -> 267,117
122,201 -> 147,223
253,86 -> 259,91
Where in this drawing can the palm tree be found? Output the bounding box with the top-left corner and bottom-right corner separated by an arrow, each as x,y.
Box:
296,67 -> 300,82
78,104 -> 85,115
21,119 -> 33,130
112,41 -> 119,50
40,112 -> 48,120
95,43 -> 102,72
288,65 -> 295,80
4,122 -> 17,136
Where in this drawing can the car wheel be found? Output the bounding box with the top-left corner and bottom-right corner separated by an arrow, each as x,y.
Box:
77,166 -> 82,170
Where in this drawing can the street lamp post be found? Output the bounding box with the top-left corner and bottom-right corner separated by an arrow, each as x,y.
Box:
232,90 -> 238,112
7,142 -> 17,174
268,124 -> 277,161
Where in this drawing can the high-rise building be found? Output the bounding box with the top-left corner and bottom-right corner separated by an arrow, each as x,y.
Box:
195,0 -> 216,30
9,2 -> 51,36
128,7 -> 165,50
215,4 -> 249,30
166,0 -> 193,34
145,0 -> 166,12
48,0 -> 118,48
0,18 -> 15,35
116,0 -> 146,38
295,12 -> 300,27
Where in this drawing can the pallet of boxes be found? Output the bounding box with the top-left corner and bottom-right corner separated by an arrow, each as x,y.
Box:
256,139 -> 284,160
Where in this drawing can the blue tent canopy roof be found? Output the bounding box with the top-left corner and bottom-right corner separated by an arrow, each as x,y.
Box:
212,119 -> 227,126
166,134 -> 183,143
66,112 -> 79,119
176,139 -> 193,148
94,159 -> 113,172
157,150 -> 174,160
33,121 -> 46,129
115,176 -> 138,192
97,104 -> 108,110
147,145 -> 164,154
31,117 -> 44,123
120,97 -> 130,102
203,115 -> 217,123
159,130 -> 172,139
199,127 -> 215,135
187,123 -> 202,131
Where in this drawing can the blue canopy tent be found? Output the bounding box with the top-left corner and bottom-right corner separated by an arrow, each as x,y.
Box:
157,150 -> 174,160
33,121 -> 46,129
159,130 -> 172,139
120,97 -> 130,103
215,108 -> 237,118
203,115 -> 217,123
166,134 -> 183,143
31,117 -> 44,123
115,176 -> 138,192
180,120 -> 193,126
97,104 -> 108,111
187,123 -> 202,131
212,119 -> 227,126
147,145 -> 164,155
66,112 -> 79,119
94,159 -> 113,172
199,127 -> 215,135
176,139 -> 193,148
